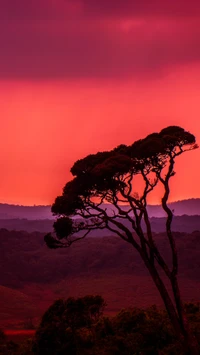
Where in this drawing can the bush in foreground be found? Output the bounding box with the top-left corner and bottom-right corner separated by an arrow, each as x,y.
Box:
32,297 -> 200,355
2,298 -> 200,354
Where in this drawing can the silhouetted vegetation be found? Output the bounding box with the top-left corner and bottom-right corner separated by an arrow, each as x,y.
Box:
2,297 -> 200,354
46,126 -> 199,353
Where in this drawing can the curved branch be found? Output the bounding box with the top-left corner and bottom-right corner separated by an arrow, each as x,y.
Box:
87,201 -> 142,252
157,155 -> 177,276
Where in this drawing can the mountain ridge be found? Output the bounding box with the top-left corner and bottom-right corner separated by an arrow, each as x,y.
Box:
1,198 -> 200,219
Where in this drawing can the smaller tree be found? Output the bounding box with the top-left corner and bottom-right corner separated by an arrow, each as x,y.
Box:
33,295 -> 106,355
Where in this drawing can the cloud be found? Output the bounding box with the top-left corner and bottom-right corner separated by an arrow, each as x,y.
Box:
0,0 -> 200,79
81,0 -> 200,18
0,0 -> 83,21
2,0 -> 200,20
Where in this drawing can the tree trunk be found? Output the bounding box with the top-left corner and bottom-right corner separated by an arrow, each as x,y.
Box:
170,275 -> 199,354
142,256 -> 199,354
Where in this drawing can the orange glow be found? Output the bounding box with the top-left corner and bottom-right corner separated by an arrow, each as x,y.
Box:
1,65 -> 200,205
1,1 -> 200,205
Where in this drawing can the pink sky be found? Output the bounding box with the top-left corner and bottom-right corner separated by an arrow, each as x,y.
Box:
1,1 -> 200,205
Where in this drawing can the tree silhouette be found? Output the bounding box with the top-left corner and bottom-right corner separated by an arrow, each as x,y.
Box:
45,126 -> 199,354
33,295 -> 106,355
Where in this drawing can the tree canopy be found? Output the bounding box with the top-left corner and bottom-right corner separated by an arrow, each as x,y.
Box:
45,125 -> 197,249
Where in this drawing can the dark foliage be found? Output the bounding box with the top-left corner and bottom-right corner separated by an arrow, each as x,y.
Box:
31,298 -> 200,355
33,295 -> 105,355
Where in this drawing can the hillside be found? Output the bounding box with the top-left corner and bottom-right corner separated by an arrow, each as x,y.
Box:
1,228 -> 200,328
1,228 -> 200,289
0,285 -> 37,329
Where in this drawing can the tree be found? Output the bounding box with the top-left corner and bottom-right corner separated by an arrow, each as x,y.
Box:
33,295 -> 106,355
45,126 -> 199,354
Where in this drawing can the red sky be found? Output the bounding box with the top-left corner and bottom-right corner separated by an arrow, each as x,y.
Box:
1,0 -> 200,205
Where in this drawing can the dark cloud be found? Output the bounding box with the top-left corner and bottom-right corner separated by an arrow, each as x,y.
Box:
0,0 -> 200,80
1,0 -> 200,20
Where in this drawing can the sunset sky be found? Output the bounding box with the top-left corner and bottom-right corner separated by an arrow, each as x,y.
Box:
1,0 -> 200,206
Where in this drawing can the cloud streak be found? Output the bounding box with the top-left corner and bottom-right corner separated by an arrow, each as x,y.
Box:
81,0 -> 200,17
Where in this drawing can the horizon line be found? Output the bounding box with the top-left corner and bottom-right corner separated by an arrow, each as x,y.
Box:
1,197 -> 200,208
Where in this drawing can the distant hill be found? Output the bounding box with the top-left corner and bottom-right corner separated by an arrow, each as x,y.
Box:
1,198 -> 200,219
0,204 -> 54,220
147,198 -> 200,217
0,215 -> 200,234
